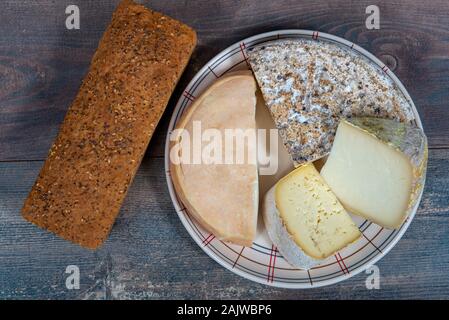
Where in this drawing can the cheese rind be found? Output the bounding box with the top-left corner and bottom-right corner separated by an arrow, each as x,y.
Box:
320,117 -> 428,229
263,187 -> 320,269
263,164 -> 361,269
170,71 -> 258,246
247,39 -> 415,166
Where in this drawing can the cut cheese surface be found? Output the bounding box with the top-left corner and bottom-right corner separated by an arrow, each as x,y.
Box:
263,163 -> 360,268
247,39 -> 415,166
320,117 -> 427,229
170,71 -> 258,246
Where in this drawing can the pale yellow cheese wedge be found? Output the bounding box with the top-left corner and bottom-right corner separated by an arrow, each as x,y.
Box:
263,164 -> 361,269
170,71 -> 258,246
320,117 -> 427,229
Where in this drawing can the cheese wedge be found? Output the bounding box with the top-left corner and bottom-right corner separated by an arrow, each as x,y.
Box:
320,117 -> 428,229
263,164 -> 361,269
247,39 -> 415,166
169,71 -> 258,246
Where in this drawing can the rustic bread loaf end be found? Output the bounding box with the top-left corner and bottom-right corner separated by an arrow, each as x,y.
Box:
21,0 -> 197,249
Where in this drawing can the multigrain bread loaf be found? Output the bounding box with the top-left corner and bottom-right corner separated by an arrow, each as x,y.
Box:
21,0 -> 196,249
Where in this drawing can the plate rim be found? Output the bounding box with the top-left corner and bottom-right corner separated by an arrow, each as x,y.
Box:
164,29 -> 425,289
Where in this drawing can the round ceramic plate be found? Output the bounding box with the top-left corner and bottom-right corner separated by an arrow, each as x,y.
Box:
164,30 -> 425,288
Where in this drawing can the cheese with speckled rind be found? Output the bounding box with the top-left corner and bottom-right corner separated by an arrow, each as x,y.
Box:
170,71 -> 258,246
263,164 -> 361,269
321,117 -> 428,229
247,39 -> 415,166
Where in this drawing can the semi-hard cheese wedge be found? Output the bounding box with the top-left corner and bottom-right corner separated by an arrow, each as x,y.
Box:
170,71 -> 258,246
320,117 -> 428,229
263,163 -> 361,269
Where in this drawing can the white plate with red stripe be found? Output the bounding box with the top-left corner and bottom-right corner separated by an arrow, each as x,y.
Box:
164,30 -> 424,288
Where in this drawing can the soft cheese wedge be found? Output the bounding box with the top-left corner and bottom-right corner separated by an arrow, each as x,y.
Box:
170,71 -> 258,246
263,164 -> 361,269
321,117 -> 428,229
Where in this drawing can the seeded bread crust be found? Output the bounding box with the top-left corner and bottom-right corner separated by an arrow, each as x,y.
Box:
21,0 -> 196,249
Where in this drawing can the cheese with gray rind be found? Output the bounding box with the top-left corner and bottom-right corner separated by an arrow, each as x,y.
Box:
247,39 -> 415,166
321,117 -> 428,229
263,164 -> 361,269
263,187 -> 321,269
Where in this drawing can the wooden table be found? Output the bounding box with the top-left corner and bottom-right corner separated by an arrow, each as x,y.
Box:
1,0 -> 448,299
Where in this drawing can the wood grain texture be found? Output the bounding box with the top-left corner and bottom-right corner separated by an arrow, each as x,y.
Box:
1,152 -> 449,299
2,0 -> 449,161
0,0 -> 449,299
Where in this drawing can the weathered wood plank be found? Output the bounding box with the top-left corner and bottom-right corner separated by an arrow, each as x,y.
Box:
0,150 -> 448,299
1,0 -> 449,161
1,0 -> 449,300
